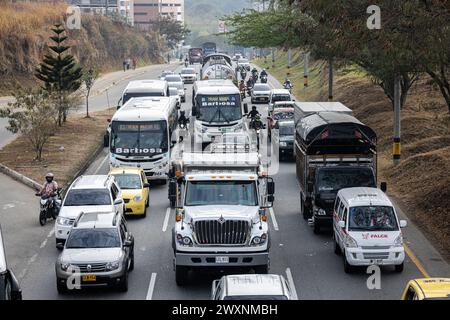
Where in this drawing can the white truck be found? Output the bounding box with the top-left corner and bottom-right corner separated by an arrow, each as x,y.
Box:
169,152 -> 274,286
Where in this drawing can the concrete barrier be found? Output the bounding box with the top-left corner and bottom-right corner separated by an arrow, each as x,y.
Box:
0,163 -> 42,191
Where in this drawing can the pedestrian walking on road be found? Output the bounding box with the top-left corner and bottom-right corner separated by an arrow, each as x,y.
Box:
132,58 -> 137,70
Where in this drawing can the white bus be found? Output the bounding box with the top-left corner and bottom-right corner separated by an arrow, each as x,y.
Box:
109,97 -> 178,181
192,82 -> 248,148
117,80 -> 169,109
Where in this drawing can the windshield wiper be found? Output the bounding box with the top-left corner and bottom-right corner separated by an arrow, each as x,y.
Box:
208,107 -> 221,123
219,108 -> 231,123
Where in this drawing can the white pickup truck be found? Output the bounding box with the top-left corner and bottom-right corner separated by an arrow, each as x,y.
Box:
169,152 -> 274,285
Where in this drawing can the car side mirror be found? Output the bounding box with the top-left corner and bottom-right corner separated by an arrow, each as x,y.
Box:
169,180 -> 177,198
123,239 -> 133,247
338,221 -> 346,229
399,220 -> 407,228
143,183 -> 150,188
114,198 -> 124,206
243,103 -> 248,114
380,182 -> 387,192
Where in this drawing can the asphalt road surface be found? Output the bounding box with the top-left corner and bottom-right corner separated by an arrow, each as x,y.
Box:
0,63 -> 448,300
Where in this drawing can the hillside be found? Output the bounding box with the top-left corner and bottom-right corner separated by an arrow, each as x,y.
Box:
256,51 -> 450,260
185,0 -> 250,43
0,2 -> 163,94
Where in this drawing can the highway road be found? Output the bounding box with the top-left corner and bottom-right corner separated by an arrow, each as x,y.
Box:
0,63 -> 448,300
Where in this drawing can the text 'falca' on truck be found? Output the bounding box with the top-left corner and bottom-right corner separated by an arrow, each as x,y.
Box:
106,97 -> 179,182
168,152 -> 275,286
294,103 -> 384,234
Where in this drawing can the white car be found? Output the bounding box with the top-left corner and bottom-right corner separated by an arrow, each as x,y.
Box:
179,68 -> 197,84
168,87 -> 181,108
165,74 -> 185,102
333,187 -> 407,273
237,58 -> 251,71
211,274 -> 294,300
160,70 -> 174,81
55,175 -> 124,248
251,83 -> 271,104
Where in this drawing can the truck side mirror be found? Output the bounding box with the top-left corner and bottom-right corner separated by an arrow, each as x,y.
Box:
169,180 -> 177,198
307,181 -> 314,193
267,194 -> 275,203
243,103 -> 248,114
267,180 -> 275,195
380,182 -> 387,192
192,106 -> 198,116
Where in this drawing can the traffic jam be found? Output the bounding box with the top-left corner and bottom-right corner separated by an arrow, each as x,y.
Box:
1,48 -> 449,302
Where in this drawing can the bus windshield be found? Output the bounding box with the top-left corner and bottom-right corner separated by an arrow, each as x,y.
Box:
196,94 -> 242,123
111,121 -> 168,156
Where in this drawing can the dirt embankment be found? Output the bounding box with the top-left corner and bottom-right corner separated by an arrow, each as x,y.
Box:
256,51 -> 450,260
0,2 -> 163,95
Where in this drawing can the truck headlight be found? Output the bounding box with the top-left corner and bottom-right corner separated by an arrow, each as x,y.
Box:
57,217 -> 73,226
394,234 -> 403,247
176,234 -> 193,246
345,235 -> 358,248
251,233 -> 267,246
106,261 -> 120,271
317,208 -> 327,216
134,195 -> 142,202
280,142 -> 287,147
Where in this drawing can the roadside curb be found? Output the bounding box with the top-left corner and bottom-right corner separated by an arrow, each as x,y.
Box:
0,163 -> 42,191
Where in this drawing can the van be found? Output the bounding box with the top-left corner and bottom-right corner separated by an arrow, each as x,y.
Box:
333,187 -> 407,273
118,80 -> 169,108
0,225 -> 22,300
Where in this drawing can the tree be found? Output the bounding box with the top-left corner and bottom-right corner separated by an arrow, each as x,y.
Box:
0,88 -> 58,161
151,17 -> 191,49
82,68 -> 99,118
35,23 -> 82,126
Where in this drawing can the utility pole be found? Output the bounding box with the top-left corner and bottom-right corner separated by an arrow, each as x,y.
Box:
105,0 -> 108,17
303,52 -> 309,89
393,76 -> 401,165
328,57 -> 334,101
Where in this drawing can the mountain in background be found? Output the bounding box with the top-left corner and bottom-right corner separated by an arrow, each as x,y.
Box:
184,0 -> 251,46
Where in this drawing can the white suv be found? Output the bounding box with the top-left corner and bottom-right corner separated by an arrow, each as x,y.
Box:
55,175 -> 124,248
333,187 -> 407,273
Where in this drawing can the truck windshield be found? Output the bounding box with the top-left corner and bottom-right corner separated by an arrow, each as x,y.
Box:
111,121 -> 168,156
123,92 -> 164,104
348,206 -> 399,231
317,168 -> 375,192
196,94 -> 242,123
66,229 -> 121,249
185,181 -> 257,206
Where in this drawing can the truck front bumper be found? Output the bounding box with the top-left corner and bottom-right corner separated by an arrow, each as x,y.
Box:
175,250 -> 269,267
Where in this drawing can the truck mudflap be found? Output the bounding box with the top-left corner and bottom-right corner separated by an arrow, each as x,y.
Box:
175,251 -> 269,267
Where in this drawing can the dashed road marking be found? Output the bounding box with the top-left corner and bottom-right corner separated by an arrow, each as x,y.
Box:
269,207 -> 279,231
162,207 -> 171,232
146,273 -> 157,300
94,154 -> 109,175
286,268 -> 299,300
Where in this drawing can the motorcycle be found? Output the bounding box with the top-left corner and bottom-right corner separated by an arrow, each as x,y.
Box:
178,120 -> 189,142
252,72 -> 259,83
260,74 -> 268,83
249,117 -> 265,150
184,60 -> 189,67
35,190 -> 61,226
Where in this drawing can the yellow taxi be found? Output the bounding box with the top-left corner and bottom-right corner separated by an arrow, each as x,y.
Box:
401,278 -> 450,300
108,168 -> 150,217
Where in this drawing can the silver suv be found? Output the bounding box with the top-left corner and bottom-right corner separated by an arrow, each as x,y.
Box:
55,211 -> 134,293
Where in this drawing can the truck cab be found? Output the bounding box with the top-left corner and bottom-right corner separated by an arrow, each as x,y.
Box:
169,152 -> 274,286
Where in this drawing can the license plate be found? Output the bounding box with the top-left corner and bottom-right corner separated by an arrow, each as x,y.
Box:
82,275 -> 96,282
219,127 -> 231,132
216,256 -> 229,264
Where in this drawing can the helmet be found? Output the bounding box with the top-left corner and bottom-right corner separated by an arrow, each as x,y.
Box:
45,172 -> 54,182
252,106 -> 257,111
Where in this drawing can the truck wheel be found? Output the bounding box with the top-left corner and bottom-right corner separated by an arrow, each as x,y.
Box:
254,265 -> 269,274
343,252 -> 353,274
175,266 -> 189,286
395,262 -> 404,273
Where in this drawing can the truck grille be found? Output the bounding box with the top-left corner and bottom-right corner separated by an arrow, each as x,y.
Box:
194,220 -> 249,245
363,252 -> 389,260
72,263 -> 107,273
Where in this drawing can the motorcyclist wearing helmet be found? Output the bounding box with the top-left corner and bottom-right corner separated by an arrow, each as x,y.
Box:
39,173 -> 58,198
178,110 -> 189,127
247,106 -> 260,120
246,77 -> 254,89
260,69 -> 268,78
283,77 -> 293,89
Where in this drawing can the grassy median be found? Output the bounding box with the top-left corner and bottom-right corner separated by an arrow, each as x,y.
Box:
0,108 -> 115,188
255,50 -> 450,260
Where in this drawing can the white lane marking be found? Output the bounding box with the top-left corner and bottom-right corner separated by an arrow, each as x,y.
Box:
39,238 -> 48,249
47,229 -> 55,238
2,203 -> 15,210
146,273 -> 157,300
285,268 -> 299,300
162,207 -> 171,232
93,154 -> 109,174
269,207 -> 279,231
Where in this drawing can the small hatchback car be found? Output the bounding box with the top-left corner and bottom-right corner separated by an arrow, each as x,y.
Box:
55,211 -> 134,293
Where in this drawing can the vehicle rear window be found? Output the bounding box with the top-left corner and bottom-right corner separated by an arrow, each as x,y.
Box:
181,69 -> 195,74
254,84 -> 270,91
165,76 -> 182,82
64,189 -> 111,206
272,94 -> 291,102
